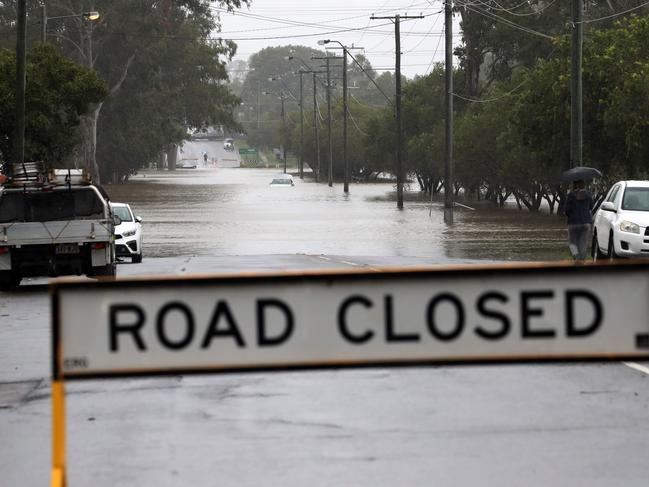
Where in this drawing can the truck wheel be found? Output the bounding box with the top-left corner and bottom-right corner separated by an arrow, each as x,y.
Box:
0,272 -> 21,291
90,263 -> 116,278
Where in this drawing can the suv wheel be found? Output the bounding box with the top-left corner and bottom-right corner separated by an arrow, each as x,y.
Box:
607,232 -> 619,260
132,253 -> 142,264
592,233 -> 606,261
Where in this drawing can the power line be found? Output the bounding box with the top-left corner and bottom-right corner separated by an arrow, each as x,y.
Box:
581,0 -> 649,23
456,1 -> 557,40
452,77 -> 527,103
347,107 -> 371,136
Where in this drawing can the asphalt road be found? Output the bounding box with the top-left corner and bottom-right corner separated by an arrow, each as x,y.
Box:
179,138 -> 242,167
1,255 -> 649,486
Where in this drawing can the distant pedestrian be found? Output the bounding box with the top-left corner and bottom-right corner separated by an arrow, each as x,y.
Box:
564,180 -> 593,260
203,152 -> 208,164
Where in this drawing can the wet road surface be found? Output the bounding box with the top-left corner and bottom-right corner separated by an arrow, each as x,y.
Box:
106,167 -> 567,262
2,168 -> 648,486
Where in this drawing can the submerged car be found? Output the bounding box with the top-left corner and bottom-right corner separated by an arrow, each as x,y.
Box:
592,180 -> 649,259
110,202 -> 143,263
270,174 -> 294,186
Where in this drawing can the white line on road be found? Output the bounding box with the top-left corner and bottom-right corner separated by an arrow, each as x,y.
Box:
341,260 -> 359,266
622,361 -> 649,376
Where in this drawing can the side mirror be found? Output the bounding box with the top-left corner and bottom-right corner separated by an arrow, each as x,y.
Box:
600,201 -> 616,212
135,216 -> 142,223
113,215 -> 122,226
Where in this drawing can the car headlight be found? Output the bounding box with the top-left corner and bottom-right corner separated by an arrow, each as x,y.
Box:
122,229 -> 137,237
619,220 -> 640,234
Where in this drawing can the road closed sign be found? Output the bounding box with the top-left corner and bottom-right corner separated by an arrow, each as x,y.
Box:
51,262 -> 649,380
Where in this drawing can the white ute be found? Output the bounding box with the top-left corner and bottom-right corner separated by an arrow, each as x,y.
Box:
0,164 -> 118,289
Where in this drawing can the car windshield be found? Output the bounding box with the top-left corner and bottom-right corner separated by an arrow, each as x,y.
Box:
112,206 -> 133,222
0,188 -> 105,223
622,188 -> 649,211
271,176 -> 292,185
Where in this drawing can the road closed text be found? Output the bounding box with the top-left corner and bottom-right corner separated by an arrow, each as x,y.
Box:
107,288 -> 603,353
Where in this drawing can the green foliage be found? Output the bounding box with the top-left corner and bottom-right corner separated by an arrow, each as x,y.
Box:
0,1 -> 249,180
0,43 -> 107,165
97,9 -> 242,180
238,44 -> 392,161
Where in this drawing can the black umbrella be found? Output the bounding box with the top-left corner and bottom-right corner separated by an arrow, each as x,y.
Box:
559,166 -> 602,183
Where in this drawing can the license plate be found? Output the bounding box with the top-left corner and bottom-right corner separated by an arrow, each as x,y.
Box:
55,244 -> 80,255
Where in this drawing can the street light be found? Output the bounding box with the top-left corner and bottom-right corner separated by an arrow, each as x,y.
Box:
41,6 -> 100,42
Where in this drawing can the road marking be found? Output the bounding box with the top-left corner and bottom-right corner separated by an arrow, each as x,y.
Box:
341,260 -> 359,266
622,361 -> 649,376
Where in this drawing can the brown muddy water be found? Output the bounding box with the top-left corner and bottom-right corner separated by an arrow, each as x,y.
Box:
104,167 -> 567,262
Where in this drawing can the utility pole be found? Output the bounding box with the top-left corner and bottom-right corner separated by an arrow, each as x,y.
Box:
320,41 -> 363,193
312,54 -> 342,186
299,71 -> 305,179
313,72 -> 321,183
287,56 -> 316,180
41,4 -> 47,43
444,0 -> 454,224
257,80 -> 261,129
14,0 -> 27,174
326,56 -> 333,187
570,0 -> 583,168
342,48 -> 348,193
395,16 -> 403,208
280,94 -> 287,173
371,12 -> 423,209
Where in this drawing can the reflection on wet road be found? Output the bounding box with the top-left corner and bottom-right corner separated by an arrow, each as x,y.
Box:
105,168 -> 566,262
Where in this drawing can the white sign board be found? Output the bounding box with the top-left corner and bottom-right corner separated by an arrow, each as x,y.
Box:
52,262 -> 649,379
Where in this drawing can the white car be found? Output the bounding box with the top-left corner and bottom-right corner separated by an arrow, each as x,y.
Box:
223,138 -> 234,151
110,202 -> 143,263
269,174 -> 294,186
592,180 -> 649,259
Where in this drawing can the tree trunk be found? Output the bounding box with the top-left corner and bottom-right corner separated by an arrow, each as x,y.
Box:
167,144 -> 178,171
79,104 -> 101,184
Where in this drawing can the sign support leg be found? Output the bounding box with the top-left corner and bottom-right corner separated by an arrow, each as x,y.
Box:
51,380 -> 67,487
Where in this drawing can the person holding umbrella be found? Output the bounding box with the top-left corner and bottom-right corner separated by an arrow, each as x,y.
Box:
563,179 -> 594,260
560,166 -> 601,261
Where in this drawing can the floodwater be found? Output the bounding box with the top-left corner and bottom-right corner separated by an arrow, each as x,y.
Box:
105,167 -> 567,262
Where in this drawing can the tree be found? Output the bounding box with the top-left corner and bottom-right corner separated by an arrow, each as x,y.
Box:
97,11 -> 242,181
0,0 -> 250,183
454,1 -> 649,98
0,43 -> 107,166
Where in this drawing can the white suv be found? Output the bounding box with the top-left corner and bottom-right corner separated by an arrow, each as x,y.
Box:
110,202 -> 143,263
592,180 -> 649,259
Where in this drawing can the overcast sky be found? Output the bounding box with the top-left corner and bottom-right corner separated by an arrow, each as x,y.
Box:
214,0 -> 461,79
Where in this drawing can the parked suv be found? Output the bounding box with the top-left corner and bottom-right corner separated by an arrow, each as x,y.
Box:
110,202 -> 143,263
592,180 -> 649,259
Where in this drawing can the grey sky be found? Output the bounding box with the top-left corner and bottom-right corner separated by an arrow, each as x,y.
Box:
213,0 -> 460,79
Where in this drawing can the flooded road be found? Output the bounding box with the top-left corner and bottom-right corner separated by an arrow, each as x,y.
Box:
106,167 -> 567,262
